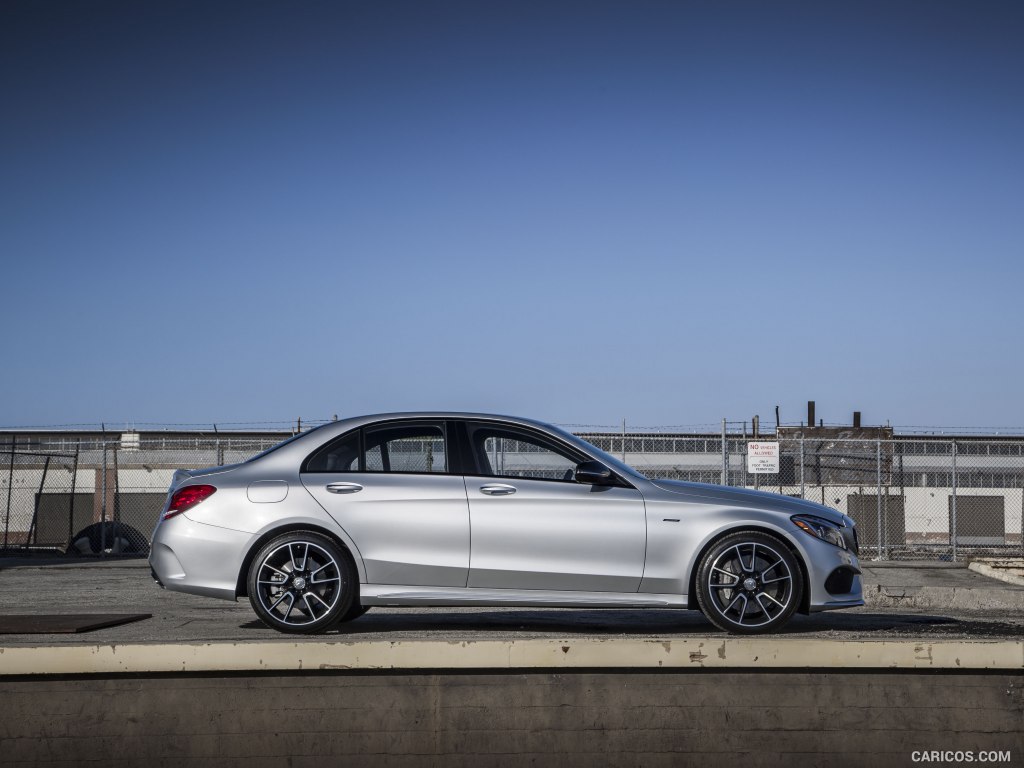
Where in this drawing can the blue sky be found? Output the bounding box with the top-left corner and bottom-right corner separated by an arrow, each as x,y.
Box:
2,1 -> 1022,431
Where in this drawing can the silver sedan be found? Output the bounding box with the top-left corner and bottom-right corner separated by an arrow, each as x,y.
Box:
149,413 -> 863,634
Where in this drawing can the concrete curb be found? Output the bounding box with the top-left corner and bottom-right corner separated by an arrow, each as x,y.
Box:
969,561 -> 1024,587
1,638 -> 1021,676
863,583 -> 1024,610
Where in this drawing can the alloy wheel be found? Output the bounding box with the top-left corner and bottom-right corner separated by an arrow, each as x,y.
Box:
705,541 -> 794,629
254,540 -> 343,628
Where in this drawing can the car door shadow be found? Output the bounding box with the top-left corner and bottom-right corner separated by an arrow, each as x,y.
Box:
240,609 -> 1021,637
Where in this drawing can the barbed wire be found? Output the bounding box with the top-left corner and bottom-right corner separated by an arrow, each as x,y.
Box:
4,419 -> 1024,436
0,420 -> 334,431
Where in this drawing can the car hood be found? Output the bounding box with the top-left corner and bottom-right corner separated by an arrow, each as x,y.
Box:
647,479 -> 848,526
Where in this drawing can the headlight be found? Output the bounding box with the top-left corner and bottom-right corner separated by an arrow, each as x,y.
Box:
791,515 -> 847,550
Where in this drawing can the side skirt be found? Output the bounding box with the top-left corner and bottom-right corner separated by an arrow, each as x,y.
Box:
360,585 -> 688,609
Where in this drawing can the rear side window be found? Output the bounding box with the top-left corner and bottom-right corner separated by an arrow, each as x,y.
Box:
303,422 -> 448,474
365,422 -> 447,473
304,430 -> 360,473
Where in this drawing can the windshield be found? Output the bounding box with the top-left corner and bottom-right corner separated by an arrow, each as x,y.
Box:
546,424 -> 648,481
246,423 -> 330,462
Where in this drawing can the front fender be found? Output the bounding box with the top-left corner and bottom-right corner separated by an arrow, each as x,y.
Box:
638,499 -> 804,596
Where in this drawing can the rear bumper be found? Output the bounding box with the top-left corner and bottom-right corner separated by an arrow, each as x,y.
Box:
149,515 -> 249,601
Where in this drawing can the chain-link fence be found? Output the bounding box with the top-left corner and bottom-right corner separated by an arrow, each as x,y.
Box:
0,435 -> 282,557
2,431 -> 1022,561
0,446 -> 79,551
603,434 -> 1024,561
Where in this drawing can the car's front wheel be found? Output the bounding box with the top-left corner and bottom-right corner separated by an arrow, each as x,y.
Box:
695,531 -> 803,634
247,531 -> 357,634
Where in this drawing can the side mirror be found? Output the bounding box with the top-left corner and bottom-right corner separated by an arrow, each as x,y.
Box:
575,460 -> 614,485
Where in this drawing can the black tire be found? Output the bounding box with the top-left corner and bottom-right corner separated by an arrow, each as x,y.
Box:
246,531 -> 357,634
67,521 -> 149,555
695,531 -> 803,635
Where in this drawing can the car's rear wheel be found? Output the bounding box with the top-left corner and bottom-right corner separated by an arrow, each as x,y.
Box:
247,531 -> 357,634
695,531 -> 803,634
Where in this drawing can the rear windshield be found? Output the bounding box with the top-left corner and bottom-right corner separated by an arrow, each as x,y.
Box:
246,424 -> 330,462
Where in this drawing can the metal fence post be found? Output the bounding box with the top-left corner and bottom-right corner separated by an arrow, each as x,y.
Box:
876,439 -> 884,561
753,435 -> 760,491
68,443 -> 79,549
721,419 -> 727,486
951,440 -> 958,562
3,437 -> 14,549
799,436 -> 805,499
742,421 -> 748,488
100,444 -> 107,557
214,423 -> 223,467
113,443 -> 120,531
26,456 -> 51,550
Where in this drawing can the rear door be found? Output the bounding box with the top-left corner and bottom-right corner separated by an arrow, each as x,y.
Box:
301,420 -> 470,587
460,421 -> 647,592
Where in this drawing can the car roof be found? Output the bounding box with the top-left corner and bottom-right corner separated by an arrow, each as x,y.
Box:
251,412 -> 564,466
339,411 -> 556,428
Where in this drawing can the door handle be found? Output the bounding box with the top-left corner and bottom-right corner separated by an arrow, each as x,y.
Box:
326,482 -> 363,494
479,484 -> 516,496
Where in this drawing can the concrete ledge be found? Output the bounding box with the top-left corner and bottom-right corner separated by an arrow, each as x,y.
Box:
1,637 -> 1021,676
969,560 -> 1024,587
864,584 -> 1024,610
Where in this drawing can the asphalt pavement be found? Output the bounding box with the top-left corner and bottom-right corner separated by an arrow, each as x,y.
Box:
0,556 -> 1021,646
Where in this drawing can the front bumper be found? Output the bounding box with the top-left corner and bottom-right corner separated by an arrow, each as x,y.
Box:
793,532 -> 865,612
149,514 -> 250,601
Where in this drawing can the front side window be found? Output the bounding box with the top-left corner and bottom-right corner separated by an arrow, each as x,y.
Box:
467,423 -> 581,482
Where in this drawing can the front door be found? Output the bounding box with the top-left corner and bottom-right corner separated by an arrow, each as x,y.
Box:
461,421 -> 646,592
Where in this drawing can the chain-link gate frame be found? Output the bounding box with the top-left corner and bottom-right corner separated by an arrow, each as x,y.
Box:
1,443 -> 79,552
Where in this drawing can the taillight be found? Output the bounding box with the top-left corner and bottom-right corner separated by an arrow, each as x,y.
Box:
164,485 -> 217,520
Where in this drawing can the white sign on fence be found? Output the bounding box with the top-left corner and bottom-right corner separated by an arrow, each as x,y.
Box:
747,442 -> 780,474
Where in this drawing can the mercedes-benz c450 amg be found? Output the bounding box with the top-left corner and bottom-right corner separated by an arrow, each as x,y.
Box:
150,413 -> 863,634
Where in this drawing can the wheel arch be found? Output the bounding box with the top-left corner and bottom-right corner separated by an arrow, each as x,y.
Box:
236,523 -> 361,599
685,525 -> 811,615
